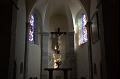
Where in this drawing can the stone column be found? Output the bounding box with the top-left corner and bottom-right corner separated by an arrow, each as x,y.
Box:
64,32 -> 77,79
41,32 -> 49,79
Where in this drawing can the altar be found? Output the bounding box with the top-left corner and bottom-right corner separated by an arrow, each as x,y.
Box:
44,68 -> 72,79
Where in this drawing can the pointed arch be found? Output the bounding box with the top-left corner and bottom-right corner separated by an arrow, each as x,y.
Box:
25,0 -> 37,19
44,0 -> 74,32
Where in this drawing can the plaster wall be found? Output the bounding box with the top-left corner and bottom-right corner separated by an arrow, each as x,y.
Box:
15,0 -> 26,79
90,0 -> 102,79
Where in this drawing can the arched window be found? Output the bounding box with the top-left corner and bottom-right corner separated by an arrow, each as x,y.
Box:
28,13 -> 39,44
76,12 -> 88,46
29,14 -> 35,42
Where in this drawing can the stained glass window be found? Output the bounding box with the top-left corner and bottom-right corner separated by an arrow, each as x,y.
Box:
29,15 -> 34,42
78,14 -> 88,45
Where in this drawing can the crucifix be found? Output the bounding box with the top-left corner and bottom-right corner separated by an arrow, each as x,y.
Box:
51,27 -> 66,68
51,27 -> 66,54
51,27 -> 66,37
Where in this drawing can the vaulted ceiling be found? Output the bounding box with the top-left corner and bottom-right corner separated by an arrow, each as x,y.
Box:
26,0 -> 90,17
28,0 -> 90,32
34,0 -> 84,17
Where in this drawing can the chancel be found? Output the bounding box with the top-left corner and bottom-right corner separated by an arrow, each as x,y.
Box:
4,0 -> 119,79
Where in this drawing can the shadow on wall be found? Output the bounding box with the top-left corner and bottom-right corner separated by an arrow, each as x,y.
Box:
81,76 -> 87,79
29,77 -> 37,79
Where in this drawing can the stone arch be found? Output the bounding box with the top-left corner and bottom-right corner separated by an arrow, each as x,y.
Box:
44,0 -> 74,32
75,9 -> 88,24
25,0 -> 37,19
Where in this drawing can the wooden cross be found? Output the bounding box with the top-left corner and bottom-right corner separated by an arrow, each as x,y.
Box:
51,27 -> 66,37
51,27 -> 66,54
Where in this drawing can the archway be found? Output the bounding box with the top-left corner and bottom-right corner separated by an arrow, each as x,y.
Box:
41,0 -> 76,79
24,0 -> 91,79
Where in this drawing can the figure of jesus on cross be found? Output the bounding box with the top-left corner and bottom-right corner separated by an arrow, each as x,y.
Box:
51,27 -> 66,53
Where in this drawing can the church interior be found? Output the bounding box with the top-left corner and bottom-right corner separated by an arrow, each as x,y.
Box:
0,0 -> 119,79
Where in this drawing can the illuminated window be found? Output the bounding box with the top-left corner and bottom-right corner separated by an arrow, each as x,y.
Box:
29,15 -> 34,42
78,14 -> 88,45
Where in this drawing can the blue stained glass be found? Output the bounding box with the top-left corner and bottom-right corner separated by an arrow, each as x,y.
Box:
80,14 -> 88,44
29,15 -> 34,42
30,15 -> 34,26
